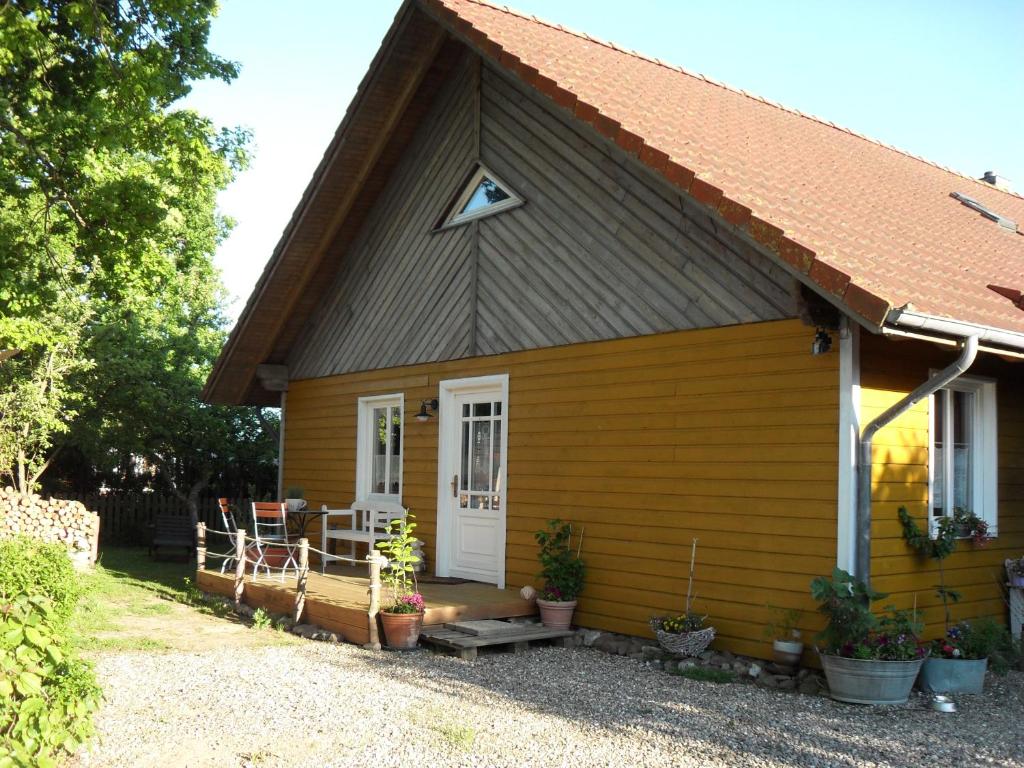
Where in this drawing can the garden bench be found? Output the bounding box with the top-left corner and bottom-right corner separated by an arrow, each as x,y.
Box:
149,514 -> 195,559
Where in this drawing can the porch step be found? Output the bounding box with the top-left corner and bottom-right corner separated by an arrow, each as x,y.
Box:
421,621 -> 574,660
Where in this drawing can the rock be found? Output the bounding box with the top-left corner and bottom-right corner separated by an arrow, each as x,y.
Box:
748,663 -> 762,678
798,676 -> 822,695
642,646 -> 670,662
767,662 -> 797,677
292,623 -> 317,637
698,651 -> 714,662
580,629 -> 603,647
755,674 -> 778,689
664,660 -> 679,674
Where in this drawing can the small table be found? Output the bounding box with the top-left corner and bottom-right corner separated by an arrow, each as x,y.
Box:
286,507 -> 330,540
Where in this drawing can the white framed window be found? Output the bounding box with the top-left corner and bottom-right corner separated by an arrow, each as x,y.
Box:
356,394 -> 404,503
928,376 -> 997,536
437,165 -> 523,229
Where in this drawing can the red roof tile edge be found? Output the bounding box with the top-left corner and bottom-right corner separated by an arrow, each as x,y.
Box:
419,0 -> 897,326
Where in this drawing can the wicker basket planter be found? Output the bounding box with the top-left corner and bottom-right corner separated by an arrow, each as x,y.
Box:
650,618 -> 715,657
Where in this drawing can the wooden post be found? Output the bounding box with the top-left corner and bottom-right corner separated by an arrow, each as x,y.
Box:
294,538 -> 309,625
196,522 -> 207,571
364,551 -> 383,650
233,527 -> 246,611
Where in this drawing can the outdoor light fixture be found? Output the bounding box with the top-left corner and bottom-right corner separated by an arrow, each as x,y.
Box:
812,328 -> 833,356
415,399 -> 439,422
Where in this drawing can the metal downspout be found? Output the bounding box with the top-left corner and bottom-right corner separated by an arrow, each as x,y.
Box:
854,335 -> 979,585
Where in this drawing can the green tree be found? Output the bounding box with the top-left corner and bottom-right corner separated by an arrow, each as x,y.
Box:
0,1 -> 267,500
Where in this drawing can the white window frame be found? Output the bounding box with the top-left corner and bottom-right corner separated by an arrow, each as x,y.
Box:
927,375 -> 997,536
356,393 -> 404,504
438,165 -> 524,229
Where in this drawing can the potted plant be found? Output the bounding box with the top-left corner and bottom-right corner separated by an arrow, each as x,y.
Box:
284,486 -> 307,512
811,568 -> 927,705
650,539 -> 715,657
534,519 -> 584,630
1008,557 -> 1024,588
899,506 -> 1002,693
952,508 -> 990,546
376,512 -> 424,649
917,618 -> 1016,694
763,606 -> 804,666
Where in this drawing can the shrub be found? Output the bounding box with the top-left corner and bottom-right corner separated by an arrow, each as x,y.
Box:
0,537 -> 81,628
535,519 -> 584,602
0,595 -> 101,766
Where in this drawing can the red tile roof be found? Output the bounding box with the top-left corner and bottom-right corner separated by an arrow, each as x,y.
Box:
425,0 -> 1024,337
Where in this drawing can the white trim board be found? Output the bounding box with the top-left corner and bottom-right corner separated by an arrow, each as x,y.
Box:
837,320 -> 860,571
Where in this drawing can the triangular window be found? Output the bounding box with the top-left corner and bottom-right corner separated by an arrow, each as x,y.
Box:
440,166 -> 523,228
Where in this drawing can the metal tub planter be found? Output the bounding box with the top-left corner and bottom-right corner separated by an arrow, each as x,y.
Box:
918,657 -> 987,695
819,653 -> 927,705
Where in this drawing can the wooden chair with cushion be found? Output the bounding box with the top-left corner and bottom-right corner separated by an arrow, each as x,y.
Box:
251,501 -> 299,580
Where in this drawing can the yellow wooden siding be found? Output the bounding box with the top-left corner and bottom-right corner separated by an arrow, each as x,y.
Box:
284,318 -> 838,657
861,334 -> 1024,635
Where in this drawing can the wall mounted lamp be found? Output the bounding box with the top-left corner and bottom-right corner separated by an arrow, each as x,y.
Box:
811,328 -> 833,356
415,399 -> 439,422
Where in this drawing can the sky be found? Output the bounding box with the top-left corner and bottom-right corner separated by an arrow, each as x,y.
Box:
181,0 -> 1024,321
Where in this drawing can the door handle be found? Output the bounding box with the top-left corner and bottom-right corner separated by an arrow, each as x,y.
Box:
451,474 -> 459,497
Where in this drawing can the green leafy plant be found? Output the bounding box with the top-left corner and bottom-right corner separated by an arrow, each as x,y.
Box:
952,508 -> 990,546
654,613 -> 708,633
285,486 -> 304,499
932,617 -> 1021,674
251,608 -> 273,630
810,568 -> 924,661
376,512 -> 423,614
762,605 -> 803,642
0,537 -> 81,630
672,666 -> 735,684
534,519 -> 584,602
0,595 -> 101,766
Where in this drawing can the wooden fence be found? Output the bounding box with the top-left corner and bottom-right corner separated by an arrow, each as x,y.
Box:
68,494 -> 245,546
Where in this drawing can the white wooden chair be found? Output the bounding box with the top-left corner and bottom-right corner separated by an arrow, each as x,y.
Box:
320,500 -> 406,574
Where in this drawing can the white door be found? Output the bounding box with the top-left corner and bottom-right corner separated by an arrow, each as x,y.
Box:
437,375 -> 508,587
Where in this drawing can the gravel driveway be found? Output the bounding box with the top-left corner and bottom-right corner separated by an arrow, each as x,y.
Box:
75,640 -> 1023,768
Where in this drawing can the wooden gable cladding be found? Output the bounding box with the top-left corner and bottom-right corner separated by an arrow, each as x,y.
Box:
473,64 -> 796,356
204,4 -> 457,404
288,53 -> 797,380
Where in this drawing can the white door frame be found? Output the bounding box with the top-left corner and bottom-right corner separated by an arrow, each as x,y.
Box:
435,373 -> 509,588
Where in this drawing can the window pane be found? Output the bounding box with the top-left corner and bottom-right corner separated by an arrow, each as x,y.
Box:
460,421 -> 469,491
471,421 -> 491,491
372,407 -> 388,494
492,417 -> 502,510
473,402 -> 492,418
932,391 -> 945,517
388,406 -> 401,495
953,390 -> 974,511
460,177 -> 510,215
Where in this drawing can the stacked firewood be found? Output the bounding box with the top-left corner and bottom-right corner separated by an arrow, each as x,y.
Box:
0,487 -> 99,563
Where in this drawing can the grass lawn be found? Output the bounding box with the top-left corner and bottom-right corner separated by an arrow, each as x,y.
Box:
73,547 -> 296,653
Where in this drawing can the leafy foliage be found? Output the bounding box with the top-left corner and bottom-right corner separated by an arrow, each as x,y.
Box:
376,513 -> 422,613
762,605 -> 803,642
810,568 -> 924,661
535,519 -> 584,602
932,618 -> 1021,673
1,596 -> 101,767
0,1 -> 275,505
655,613 -> 708,634
0,537 -> 81,629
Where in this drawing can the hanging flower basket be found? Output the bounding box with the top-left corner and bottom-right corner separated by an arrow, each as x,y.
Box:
650,617 -> 715,657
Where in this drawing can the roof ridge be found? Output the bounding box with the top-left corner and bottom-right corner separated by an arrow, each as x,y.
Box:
454,0 -> 1024,203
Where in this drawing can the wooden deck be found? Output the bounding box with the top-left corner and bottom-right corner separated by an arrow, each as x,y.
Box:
195,567 -> 536,646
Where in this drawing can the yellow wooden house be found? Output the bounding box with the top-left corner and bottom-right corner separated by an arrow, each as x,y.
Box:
203,0 -> 1024,658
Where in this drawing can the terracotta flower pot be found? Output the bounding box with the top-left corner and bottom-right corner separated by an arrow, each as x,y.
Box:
536,599 -> 577,630
380,610 -> 424,649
